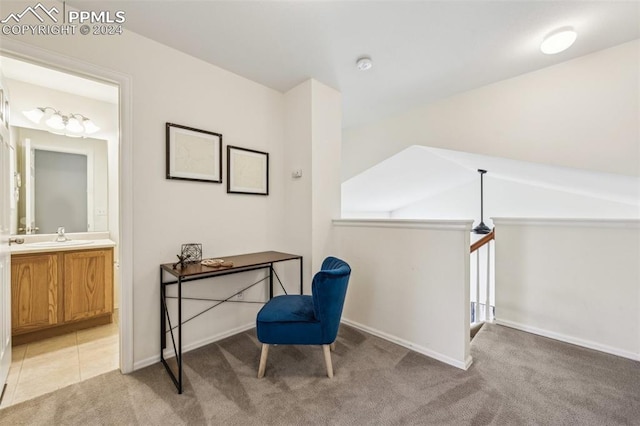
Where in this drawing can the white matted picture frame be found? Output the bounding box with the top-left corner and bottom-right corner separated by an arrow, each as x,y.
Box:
166,123 -> 222,183
227,145 -> 269,195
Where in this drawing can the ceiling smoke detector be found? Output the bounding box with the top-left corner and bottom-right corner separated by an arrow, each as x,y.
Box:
356,56 -> 373,71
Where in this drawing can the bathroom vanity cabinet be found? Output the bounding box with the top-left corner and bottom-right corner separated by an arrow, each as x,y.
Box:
11,247 -> 114,345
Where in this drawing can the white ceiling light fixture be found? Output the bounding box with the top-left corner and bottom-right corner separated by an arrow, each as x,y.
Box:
356,56 -> 373,71
22,107 -> 100,137
540,27 -> 577,54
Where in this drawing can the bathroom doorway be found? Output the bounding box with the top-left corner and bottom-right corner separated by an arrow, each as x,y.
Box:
0,54 -> 122,407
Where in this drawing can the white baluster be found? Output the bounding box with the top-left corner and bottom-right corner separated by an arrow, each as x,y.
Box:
485,242 -> 491,322
475,249 -> 480,323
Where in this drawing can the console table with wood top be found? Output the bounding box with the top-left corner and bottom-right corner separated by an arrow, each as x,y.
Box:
160,250 -> 303,393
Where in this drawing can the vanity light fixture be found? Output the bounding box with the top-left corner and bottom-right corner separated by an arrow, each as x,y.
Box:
540,27 -> 577,55
22,106 -> 100,137
356,56 -> 373,71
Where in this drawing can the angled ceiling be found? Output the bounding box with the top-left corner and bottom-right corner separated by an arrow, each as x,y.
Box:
342,146 -> 640,213
69,1 -> 639,128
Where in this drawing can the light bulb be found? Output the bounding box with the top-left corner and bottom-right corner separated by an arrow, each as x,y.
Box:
83,119 -> 100,134
540,28 -> 577,54
66,116 -> 84,133
45,113 -> 65,130
23,108 -> 45,123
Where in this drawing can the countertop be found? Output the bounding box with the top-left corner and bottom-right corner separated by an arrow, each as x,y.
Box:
10,232 -> 116,255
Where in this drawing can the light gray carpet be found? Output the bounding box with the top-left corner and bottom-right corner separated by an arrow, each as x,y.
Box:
0,323 -> 639,425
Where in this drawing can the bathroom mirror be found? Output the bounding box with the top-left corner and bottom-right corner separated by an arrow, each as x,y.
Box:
15,127 -> 109,234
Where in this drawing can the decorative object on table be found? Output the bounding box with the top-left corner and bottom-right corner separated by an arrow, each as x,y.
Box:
172,254 -> 191,270
472,169 -> 491,234
201,258 -> 223,267
180,243 -> 202,263
166,123 -> 222,183
201,258 -> 234,268
227,145 -> 269,195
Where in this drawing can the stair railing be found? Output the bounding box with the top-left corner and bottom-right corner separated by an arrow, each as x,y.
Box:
470,229 -> 495,323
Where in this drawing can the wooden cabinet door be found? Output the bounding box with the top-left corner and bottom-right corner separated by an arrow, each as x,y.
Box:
11,253 -> 61,334
63,249 -> 113,322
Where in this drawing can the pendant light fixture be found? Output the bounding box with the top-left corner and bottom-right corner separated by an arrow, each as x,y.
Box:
472,169 -> 491,234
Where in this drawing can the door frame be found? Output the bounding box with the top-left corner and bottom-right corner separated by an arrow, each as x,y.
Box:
1,39 -> 134,374
0,102 -> 12,402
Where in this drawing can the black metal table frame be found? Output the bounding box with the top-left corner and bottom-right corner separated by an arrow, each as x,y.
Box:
160,255 -> 303,394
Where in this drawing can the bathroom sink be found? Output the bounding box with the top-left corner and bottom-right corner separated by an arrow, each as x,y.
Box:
28,240 -> 94,248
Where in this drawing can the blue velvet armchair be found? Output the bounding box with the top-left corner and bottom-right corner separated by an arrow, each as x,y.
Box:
256,256 -> 351,378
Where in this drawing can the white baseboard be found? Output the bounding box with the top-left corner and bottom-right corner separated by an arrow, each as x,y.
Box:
341,318 -> 472,370
135,319 -> 476,372
495,319 -> 640,362
133,322 -> 256,371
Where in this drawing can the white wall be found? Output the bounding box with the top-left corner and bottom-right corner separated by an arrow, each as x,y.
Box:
310,80 -> 342,273
393,175 -> 640,226
334,219 -> 472,369
283,79 -> 343,290
283,81 -> 313,290
343,40 -> 640,181
2,13 -> 287,367
493,218 -> 640,360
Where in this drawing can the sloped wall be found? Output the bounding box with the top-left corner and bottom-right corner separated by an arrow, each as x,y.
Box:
392,176 -> 640,225
343,40 -> 640,181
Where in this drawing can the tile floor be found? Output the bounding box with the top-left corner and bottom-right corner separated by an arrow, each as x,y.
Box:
0,317 -> 119,408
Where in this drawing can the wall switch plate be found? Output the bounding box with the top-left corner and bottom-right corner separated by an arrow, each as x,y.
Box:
292,169 -> 303,178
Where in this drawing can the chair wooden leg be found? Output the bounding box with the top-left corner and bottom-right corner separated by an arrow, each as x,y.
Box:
258,344 -> 269,378
322,344 -> 333,378
330,342 -> 336,351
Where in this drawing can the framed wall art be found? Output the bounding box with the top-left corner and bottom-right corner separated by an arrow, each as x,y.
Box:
166,123 -> 222,183
227,145 -> 269,195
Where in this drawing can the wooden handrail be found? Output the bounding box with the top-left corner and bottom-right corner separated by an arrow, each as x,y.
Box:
470,229 -> 495,253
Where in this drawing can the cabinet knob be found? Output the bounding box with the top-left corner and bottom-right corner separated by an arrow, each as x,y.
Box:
9,237 -> 24,245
